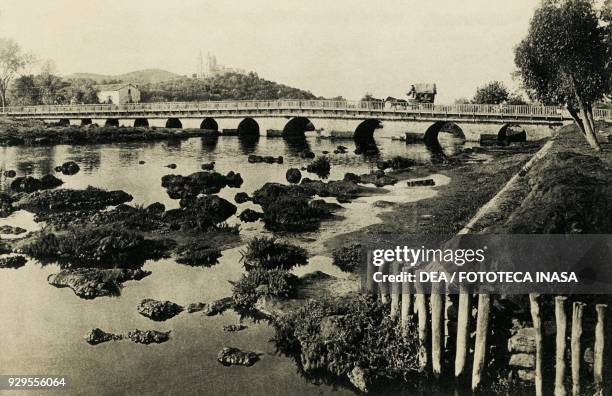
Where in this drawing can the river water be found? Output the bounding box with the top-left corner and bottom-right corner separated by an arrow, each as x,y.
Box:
0,135 -> 469,396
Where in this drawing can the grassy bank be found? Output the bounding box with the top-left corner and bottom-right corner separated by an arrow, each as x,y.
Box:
472,122 -> 612,233
0,117 -> 218,146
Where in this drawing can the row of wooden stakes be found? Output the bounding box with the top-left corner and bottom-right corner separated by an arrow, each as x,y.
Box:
374,276 -> 607,395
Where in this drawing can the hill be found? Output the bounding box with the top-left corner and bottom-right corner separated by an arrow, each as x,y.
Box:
139,71 -> 318,102
65,69 -> 182,84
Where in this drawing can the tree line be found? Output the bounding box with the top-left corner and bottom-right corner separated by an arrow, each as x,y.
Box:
140,72 -> 317,102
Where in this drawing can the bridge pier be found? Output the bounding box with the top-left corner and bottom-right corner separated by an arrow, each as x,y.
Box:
81,118 -> 92,126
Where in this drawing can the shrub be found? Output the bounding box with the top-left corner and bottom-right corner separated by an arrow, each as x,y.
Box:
306,156 -> 331,179
273,295 -> 419,384
241,237 -> 308,271
232,268 -> 299,309
176,242 -> 221,266
22,226 -> 171,266
262,196 -> 329,232
332,243 -> 361,273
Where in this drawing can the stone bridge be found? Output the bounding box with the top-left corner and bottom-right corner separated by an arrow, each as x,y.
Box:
3,100 -> 611,144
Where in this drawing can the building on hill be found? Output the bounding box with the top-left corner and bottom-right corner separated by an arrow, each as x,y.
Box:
94,83 -> 141,104
195,51 -> 246,78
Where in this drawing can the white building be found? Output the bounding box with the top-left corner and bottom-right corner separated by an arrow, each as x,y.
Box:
95,83 -> 141,104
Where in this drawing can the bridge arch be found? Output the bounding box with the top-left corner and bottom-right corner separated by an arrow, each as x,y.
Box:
166,118 -> 182,128
354,119 -> 382,141
498,124 -> 526,144
105,118 -> 119,127
283,117 -> 315,136
237,117 -> 260,136
134,118 -> 149,128
424,121 -> 466,153
80,118 -> 92,126
200,118 -> 218,131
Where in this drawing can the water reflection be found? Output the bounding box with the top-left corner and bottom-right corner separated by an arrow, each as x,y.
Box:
9,146 -> 57,176
354,137 -> 380,161
164,138 -> 183,152
65,145 -> 102,173
200,136 -> 219,153
238,135 -> 259,154
282,136 -> 311,156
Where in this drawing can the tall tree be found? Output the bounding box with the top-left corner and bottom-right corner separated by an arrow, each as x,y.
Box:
9,75 -> 39,105
0,38 -> 33,108
514,0 -> 610,151
472,81 -> 509,104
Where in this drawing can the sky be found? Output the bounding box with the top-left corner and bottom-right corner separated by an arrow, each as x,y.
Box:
0,0 -> 541,103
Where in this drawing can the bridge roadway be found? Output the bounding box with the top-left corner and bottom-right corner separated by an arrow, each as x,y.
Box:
3,100 -> 611,142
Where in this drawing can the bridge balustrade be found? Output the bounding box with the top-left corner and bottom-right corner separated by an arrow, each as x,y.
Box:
1,100 -> 607,120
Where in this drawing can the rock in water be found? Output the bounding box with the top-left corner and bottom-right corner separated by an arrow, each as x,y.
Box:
127,329 -> 171,344
40,174 -> 64,189
238,209 -> 263,223
0,193 -> 13,218
186,302 -> 206,313
406,178 -> 435,187
0,256 -> 27,269
178,195 -> 237,225
10,176 -> 42,193
58,161 -> 80,175
47,268 -> 151,299
286,168 -> 302,184
3,170 -> 16,178
223,324 -> 248,332
86,328 -> 123,345
202,297 -> 234,316
377,156 -> 415,170
358,171 -> 397,187
217,347 -> 259,366
201,162 -> 215,171
300,149 -> 315,159
0,225 -> 27,235
10,174 -> 63,193
234,192 -> 251,204
0,240 -> 11,255
137,299 -> 184,321
13,187 -> 133,214
162,171 -> 243,198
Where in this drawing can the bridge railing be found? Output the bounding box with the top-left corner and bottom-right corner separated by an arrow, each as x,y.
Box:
0,99 -> 588,119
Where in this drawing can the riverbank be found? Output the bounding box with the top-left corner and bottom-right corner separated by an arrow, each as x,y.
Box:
0,117 -> 219,146
289,123 -> 612,393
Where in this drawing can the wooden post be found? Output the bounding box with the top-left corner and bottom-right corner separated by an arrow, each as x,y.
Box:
365,250 -> 375,295
379,261 -> 388,303
571,302 -> 585,396
594,304 -> 607,395
390,262 -> 400,319
431,283 -> 444,377
455,287 -> 472,379
415,277 -> 429,372
471,294 -> 491,392
555,296 -> 568,396
530,293 -> 543,396
400,267 -> 412,338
